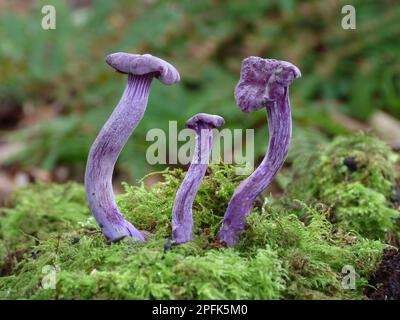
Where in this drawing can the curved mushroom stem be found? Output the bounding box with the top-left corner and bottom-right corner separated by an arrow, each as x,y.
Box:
172,128 -> 212,244
218,91 -> 291,246
85,74 -> 153,242
85,53 -> 179,242
172,114 -> 224,244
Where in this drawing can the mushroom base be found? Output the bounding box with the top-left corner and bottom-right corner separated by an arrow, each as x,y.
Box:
101,219 -> 145,242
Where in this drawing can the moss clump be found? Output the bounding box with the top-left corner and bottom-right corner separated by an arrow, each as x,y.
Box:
322,183 -> 399,239
118,164 -> 245,239
0,236 -> 286,299
0,161 -> 388,300
0,182 -> 92,262
239,203 -> 386,299
285,133 -> 400,239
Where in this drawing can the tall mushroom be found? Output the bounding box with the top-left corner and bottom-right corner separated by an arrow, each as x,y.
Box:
85,53 -> 180,242
172,113 -> 225,244
218,56 -> 301,246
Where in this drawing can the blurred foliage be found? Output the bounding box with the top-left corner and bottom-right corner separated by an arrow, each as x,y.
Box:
0,0 -> 399,180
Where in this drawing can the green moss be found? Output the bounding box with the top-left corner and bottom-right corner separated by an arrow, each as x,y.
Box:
0,235 -> 285,299
118,164 -> 245,240
285,133 -> 400,239
239,203 -> 386,299
314,134 -> 398,196
0,161 -> 388,300
322,183 -> 399,239
0,182 -> 92,261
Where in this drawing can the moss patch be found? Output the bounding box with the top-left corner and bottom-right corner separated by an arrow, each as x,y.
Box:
283,133 -> 400,240
240,204 -> 386,299
0,158 -> 390,299
0,236 -> 286,299
118,164 -> 245,240
0,182 -> 92,262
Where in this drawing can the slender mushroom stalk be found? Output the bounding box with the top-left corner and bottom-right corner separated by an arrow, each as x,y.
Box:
218,56 -> 301,246
172,113 -> 225,244
85,53 -> 180,242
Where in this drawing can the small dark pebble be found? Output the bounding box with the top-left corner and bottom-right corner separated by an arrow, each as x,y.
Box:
343,157 -> 357,172
71,237 -> 80,245
163,237 -> 173,253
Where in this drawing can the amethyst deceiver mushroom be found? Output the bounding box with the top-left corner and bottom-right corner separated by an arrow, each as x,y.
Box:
218,56 -> 301,246
85,53 -> 180,242
172,113 -> 225,244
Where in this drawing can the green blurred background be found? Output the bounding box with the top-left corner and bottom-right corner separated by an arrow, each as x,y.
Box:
0,0 -> 399,202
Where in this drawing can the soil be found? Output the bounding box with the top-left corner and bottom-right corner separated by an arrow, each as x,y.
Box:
343,157 -> 357,172
0,97 -> 23,129
390,185 -> 400,209
366,248 -> 400,300
0,249 -> 27,277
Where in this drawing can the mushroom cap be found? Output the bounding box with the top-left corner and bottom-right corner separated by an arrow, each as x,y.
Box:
234,56 -> 301,113
105,52 -> 180,85
186,113 -> 225,130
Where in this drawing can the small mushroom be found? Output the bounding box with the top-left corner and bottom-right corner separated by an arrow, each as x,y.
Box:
172,113 -> 225,244
85,53 -> 180,242
218,56 -> 301,246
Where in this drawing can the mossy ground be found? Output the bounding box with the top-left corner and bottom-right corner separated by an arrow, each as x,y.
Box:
0,183 -> 90,264
0,133 -> 399,300
282,133 -> 400,240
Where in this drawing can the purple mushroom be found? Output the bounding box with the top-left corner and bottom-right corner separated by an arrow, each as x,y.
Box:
218,56 -> 301,246
85,53 -> 180,242
172,113 -> 225,244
